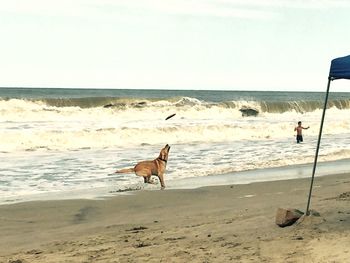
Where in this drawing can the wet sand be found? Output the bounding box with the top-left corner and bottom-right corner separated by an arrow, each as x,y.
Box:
1,172 -> 350,262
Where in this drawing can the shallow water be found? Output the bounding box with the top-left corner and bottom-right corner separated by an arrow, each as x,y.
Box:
1,135 -> 350,204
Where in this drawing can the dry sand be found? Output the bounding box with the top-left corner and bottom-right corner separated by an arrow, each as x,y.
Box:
1,172 -> 350,262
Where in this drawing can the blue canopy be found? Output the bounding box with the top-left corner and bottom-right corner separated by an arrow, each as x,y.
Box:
329,55 -> 350,80
306,54 -> 350,216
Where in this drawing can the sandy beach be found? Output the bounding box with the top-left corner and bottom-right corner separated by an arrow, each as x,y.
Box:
1,172 -> 350,263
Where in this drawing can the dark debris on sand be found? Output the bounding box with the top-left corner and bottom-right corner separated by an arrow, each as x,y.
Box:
337,192 -> 350,201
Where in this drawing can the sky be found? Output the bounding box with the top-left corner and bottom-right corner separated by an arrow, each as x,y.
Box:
0,0 -> 350,91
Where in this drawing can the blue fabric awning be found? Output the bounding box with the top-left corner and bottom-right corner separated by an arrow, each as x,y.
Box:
329,55 -> 350,80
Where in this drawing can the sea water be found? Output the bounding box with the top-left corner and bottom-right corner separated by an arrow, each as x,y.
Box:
1,88 -> 350,204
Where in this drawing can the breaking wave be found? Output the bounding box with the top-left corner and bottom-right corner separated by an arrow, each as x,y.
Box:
1,96 -> 350,113
1,96 -> 350,152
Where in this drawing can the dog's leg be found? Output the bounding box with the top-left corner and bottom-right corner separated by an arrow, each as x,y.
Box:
145,175 -> 155,184
136,170 -> 155,185
137,172 -> 154,184
158,173 -> 165,190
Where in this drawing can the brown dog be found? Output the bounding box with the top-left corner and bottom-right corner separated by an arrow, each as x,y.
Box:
115,144 -> 170,189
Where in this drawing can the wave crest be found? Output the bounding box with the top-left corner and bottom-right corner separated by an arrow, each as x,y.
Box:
1,96 -> 350,113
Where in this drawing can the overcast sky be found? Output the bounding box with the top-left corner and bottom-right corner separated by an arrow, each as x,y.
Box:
0,0 -> 350,91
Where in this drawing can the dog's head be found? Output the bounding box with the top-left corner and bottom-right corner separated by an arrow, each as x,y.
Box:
159,144 -> 171,161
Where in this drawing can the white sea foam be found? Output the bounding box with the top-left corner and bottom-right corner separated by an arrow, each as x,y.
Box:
1,98 -> 350,152
1,139 -> 350,204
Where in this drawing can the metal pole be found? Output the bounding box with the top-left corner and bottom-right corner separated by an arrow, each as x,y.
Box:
305,78 -> 332,215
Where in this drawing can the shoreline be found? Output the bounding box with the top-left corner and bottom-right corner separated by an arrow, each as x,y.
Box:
1,171 -> 350,262
2,158 -> 350,206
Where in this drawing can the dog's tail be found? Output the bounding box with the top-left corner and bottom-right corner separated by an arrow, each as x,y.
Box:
115,168 -> 135,174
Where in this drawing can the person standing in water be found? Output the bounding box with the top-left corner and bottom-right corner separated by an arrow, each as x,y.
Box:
294,121 -> 310,143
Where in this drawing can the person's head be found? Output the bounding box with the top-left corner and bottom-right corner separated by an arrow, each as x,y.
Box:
298,121 -> 302,126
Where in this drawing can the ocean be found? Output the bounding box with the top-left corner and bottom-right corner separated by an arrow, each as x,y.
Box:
1,87 -> 350,204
